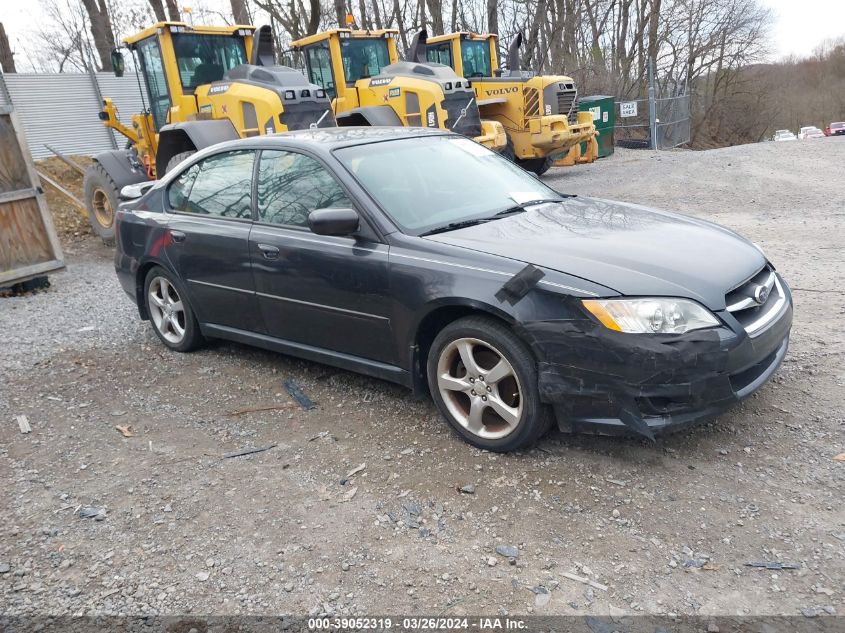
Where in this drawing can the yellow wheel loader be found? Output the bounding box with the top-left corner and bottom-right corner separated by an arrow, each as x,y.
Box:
426,31 -> 597,175
86,21 -> 335,243
289,28 -> 505,151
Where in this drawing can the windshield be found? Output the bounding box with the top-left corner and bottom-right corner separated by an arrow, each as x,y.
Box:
461,40 -> 492,77
341,38 -> 391,83
335,136 -> 562,235
172,33 -> 248,91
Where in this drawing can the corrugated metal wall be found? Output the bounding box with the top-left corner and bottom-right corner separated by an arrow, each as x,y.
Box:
0,73 -> 146,159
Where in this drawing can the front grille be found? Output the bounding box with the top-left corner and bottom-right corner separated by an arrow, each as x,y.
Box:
556,89 -> 578,124
279,101 -> 336,130
725,266 -> 785,336
442,92 -> 482,138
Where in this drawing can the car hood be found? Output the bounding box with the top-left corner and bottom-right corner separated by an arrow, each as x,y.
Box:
424,197 -> 766,310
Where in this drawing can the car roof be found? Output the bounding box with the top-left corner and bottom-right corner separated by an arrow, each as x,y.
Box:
210,126 -> 454,155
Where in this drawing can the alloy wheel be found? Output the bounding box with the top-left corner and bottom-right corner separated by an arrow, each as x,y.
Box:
148,276 -> 186,344
435,337 -> 523,440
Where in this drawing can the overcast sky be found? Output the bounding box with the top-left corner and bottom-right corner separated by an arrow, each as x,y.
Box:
1,0 -> 844,69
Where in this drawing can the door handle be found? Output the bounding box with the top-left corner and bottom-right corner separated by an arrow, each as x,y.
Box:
170,230 -> 186,243
257,243 -> 280,259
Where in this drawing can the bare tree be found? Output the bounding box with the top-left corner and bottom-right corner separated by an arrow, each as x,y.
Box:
486,0 -> 498,34
0,23 -> 16,73
147,0 -> 179,21
231,0 -> 251,24
80,0 -> 117,71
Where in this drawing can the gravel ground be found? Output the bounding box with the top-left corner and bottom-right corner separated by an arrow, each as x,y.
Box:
1,139 -> 843,618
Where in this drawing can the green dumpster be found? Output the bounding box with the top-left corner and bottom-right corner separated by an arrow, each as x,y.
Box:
579,95 -> 615,158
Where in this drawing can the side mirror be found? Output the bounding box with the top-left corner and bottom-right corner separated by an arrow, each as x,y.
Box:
120,182 -> 154,200
308,208 -> 359,236
111,49 -> 125,77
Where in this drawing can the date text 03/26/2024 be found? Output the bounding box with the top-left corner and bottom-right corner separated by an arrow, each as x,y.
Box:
307,617 -> 527,630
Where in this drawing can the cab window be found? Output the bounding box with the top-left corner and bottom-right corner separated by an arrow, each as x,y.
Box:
305,45 -> 336,99
256,150 -> 351,227
460,40 -> 492,78
340,38 -> 390,84
172,33 -> 247,91
169,151 -> 255,219
135,37 -> 172,130
426,43 -> 452,68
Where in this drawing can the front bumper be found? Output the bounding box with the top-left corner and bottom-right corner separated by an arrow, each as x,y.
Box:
517,277 -> 793,439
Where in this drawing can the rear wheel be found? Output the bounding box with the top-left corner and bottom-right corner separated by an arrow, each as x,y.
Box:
83,163 -> 120,245
427,316 -> 551,452
144,266 -> 204,352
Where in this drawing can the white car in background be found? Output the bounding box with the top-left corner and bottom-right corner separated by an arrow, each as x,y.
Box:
798,126 -> 825,139
772,129 -> 797,141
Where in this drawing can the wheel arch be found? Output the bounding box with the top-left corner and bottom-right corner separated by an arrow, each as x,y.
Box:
409,299 -> 515,397
336,105 -> 403,127
91,149 -> 149,190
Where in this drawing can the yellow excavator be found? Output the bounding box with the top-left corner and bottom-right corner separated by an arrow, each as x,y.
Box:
289,28 -> 506,151
426,31 -> 597,175
86,21 -> 335,243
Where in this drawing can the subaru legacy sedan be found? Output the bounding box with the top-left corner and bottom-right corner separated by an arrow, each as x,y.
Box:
115,127 -> 792,451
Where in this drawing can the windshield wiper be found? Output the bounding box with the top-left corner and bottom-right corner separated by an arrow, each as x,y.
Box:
494,198 -> 563,216
419,217 -> 494,236
421,199 -> 567,236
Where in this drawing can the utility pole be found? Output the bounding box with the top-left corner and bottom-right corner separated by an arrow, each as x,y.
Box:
648,58 -> 657,150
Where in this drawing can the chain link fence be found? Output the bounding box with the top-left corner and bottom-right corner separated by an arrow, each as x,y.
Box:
613,93 -> 690,150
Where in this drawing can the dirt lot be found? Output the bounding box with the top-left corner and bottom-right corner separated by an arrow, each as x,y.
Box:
1,139 -> 843,618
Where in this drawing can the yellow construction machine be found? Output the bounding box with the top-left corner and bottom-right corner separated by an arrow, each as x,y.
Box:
426,31 -> 597,175
289,28 -> 506,151
86,21 -> 335,242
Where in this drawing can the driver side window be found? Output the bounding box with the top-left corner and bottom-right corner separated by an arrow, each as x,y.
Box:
257,150 -> 351,227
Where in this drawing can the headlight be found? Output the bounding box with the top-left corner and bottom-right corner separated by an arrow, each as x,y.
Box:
582,298 -> 719,334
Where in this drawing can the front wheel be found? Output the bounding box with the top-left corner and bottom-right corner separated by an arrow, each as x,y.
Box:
83,163 -> 120,245
427,316 -> 551,452
144,266 -> 204,352
517,155 -> 554,176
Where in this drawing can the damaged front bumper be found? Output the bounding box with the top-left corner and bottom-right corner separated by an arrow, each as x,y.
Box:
516,277 -> 793,440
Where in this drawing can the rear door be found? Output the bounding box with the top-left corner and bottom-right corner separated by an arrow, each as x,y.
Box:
248,148 -> 394,363
163,149 -> 263,332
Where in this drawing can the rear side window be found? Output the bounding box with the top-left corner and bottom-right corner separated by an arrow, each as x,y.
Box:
256,150 -> 351,227
171,150 -> 254,219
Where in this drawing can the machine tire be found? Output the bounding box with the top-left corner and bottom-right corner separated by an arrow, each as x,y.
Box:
165,151 -> 196,174
83,163 -> 120,245
517,155 -> 554,176
501,134 -> 515,162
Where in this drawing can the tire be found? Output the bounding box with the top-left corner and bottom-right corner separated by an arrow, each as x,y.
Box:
501,134 -> 516,162
83,163 -> 120,245
517,155 -> 554,176
165,150 -> 196,174
427,315 -> 552,452
143,266 -> 204,352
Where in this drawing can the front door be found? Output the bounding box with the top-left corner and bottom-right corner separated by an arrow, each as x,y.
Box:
248,149 -> 394,363
163,149 -> 263,333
